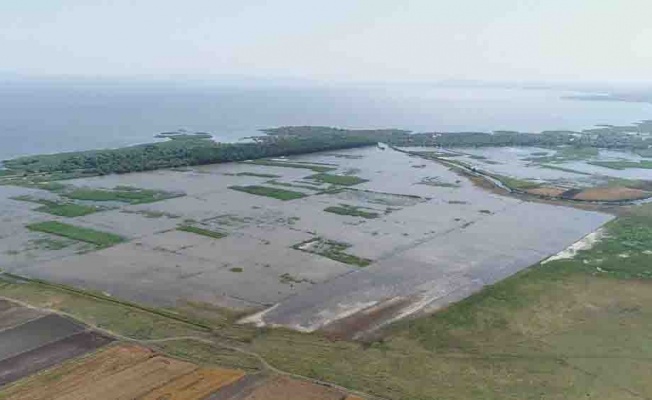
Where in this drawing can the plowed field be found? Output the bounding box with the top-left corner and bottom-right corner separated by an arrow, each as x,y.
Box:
1,344 -> 249,400
141,367 -> 245,400
242,376 -> 345,400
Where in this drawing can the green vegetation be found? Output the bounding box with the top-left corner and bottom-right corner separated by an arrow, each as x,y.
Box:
526,146 -> 599,163
121,210 -> 180,219
589,160 -> 652,170
3,130 -> 375,176
229,267 -> 243,273
177,225 -> 226,239
539,164 -> 592,175
64,186 -> 183,204
418,176 -> 460,188
324,204 -> 380,219
11,196 -> 103,217
491,174 -> 541,191
245,159 -> 336,172
266,180 -> 323,191
293,238 -> 372,267
636,148 -> 652,158
234,172 -> 281,178
251,205 -> 652,399
307,173 -> 368,186
229,185 -> 308,200
279,273 -> 313,285
26,221 -> 125,247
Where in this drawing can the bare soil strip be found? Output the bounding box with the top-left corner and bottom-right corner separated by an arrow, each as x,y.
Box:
0,331 -> 113,386
0,315 -> 84,361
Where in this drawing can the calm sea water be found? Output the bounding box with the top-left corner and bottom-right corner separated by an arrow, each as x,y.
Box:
1,79 -> 651,160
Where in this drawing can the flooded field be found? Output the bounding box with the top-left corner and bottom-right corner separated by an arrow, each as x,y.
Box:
0,147 -> 612,334
424,146 -> 652,185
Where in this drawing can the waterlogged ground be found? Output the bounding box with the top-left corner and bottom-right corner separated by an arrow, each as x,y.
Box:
421,146 -> 652,184
0,147 -> 612,334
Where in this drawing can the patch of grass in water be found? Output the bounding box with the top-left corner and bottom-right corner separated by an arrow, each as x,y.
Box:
245,159 -> 335,173
229,267 -> 243,273
492,174 -> 541,190
11,195 -> 103,217
26,221 -> 125,248
235,172 -> 281,178
177,225 -> 226,239
307,173 -> 368,186
229,185 -> 308,200
292,237 -> 372,267
29,237 -> 73,251
266,180 -> 322,191
324,204 -> 380,219
589,160 -> 652,170
121,209 -> 180,219
279,273 -> 313,285
64,186 -> 183,204
419,177 -> 460,188
539,164 -> 592,175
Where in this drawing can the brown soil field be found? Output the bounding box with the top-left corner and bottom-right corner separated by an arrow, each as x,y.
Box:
140,367 -> 245,400
0,300 -> 43,331
54,356 -> 197,400
573,187 -> 651,202
1,344 -> 155,400
242,376 -> 345,400
525,186 -> 567,198
0,315 -> 84,361
0,331 -> 112,387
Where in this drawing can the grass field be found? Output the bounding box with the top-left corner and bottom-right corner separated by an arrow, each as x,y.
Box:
324,205 -> 379,219
307,173 -> 368,186
177,225 -> 227,239
26,221 -> 125,247
229,185 -> 308,200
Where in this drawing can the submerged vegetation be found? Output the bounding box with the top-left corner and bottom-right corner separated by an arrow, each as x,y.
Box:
11,195 -> 103,217
63,186 -> 183,204
26,221 -> 125,247
244,159 -> 335,172
229,185 -> 308,200
307,173 -> 368,186
292,237 -> 372,267
324,204 -> 380,219
177,225 -> 227,239
589,160 -> 652,170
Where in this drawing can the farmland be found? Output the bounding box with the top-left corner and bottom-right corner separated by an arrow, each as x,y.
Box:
0,142 -> 651,398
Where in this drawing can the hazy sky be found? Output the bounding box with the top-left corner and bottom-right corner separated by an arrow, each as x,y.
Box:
2,0 -> 651,83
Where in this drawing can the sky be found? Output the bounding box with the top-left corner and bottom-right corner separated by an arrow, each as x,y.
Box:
1,0 -> 651,83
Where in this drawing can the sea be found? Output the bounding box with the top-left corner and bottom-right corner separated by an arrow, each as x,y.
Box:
1,78 -> 651,161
